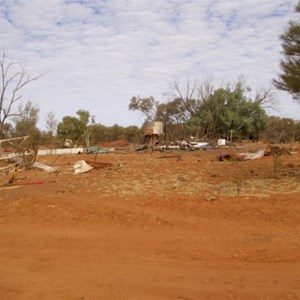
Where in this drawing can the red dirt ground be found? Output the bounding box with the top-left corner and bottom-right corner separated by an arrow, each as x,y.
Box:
0,146 -> 300,300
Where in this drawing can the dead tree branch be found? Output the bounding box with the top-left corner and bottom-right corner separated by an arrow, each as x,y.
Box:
0,48 -> 42,137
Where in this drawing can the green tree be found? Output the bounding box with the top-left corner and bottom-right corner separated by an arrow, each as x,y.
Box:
156,99 -> 189,142
0,123 -> 13,138
57,110 -> 94,147
13,101 -> 41,144
90,123 -> 107,144
128,96 -> 158,121
108,124 -> 122,141
274,1 -> 300,99
169,77 -> 215,118
89,123 -> 142,145
129,96 -> 191,142
76,109 -> 94,147
156,98 -> 187,124
188,82 -> 268,140
123,125 -> 142,143
57,116 -> 83,146
262,116 -> 300,143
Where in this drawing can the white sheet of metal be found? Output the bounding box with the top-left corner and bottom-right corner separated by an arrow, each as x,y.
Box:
37,148 -> 84,155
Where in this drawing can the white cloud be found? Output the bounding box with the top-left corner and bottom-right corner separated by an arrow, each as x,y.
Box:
0,0 -> 299,129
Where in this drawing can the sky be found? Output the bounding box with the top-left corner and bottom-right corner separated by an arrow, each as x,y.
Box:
0,0 -> 299,129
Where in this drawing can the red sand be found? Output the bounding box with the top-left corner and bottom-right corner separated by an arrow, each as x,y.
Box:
0,149 -> 299,299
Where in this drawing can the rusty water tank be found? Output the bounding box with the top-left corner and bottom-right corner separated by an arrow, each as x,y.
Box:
144,121 -> 163,135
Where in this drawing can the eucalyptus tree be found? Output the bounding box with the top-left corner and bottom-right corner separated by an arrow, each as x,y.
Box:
188,82 -> 268,140
57,115 -> 84,146
274,1 -> 300,99
57,110 -> 94,147
169,77 -> 214,118
77,109 -> 94,147
128,96 -> 159,121
13,100 -> 41,144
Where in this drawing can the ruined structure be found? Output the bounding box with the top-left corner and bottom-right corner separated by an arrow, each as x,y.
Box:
144,121 -> 163,144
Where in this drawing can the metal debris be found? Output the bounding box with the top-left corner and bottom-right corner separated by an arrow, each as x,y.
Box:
73,160 -> 94,174
32,162 -> 60,173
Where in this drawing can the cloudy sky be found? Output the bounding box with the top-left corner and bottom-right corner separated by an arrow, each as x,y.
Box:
0,0 -> 299,128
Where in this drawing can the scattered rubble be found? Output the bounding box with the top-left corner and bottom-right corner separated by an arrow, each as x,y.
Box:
218,145 -> 298,162
218,150 -> 265,161
0,136 -> 37,173
37,148 -> 84,155
73,160 -> 94,174
32,162 -> 60,174
265,144 -> 297,156
85,146 -> 114,154
86,161 -> 123,170
135,141 -> 215,152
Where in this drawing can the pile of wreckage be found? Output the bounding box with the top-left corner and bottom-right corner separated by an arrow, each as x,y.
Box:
134,137 -> 298,162
136,141 -> 215,152
1,135 -> 298,185
0,136 -> 60,183
218,144 -> 298,161
0,137 -> 122,184
0,136 -> 37,175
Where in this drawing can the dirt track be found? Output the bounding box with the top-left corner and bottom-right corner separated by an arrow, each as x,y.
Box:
0,147 -> 300,299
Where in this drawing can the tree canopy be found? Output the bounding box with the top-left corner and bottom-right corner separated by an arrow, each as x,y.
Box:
128,96 -> 158,121
13,101 -> 41,144
57,115 -> 84,146
129,79 -> 269,141
187,82 -> 268,140
274,1 -> 300,99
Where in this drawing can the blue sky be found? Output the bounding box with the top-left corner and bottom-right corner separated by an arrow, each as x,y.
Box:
0,0 -> 299,128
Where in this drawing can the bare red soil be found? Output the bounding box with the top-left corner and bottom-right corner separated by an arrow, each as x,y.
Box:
0,146 -> 300,299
